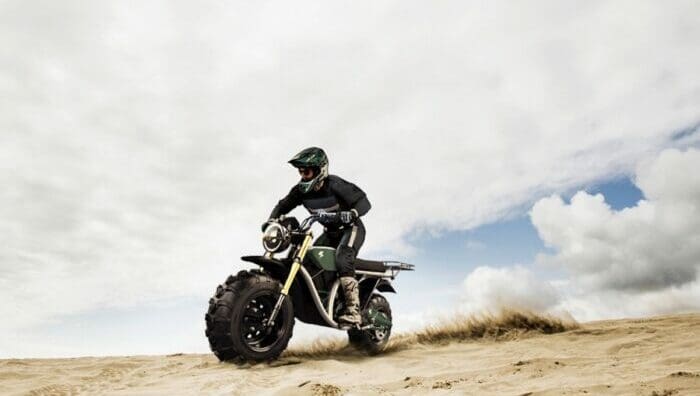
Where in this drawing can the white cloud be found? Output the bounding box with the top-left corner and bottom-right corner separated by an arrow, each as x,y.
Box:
554,279 -> 700,322
461,266 -> 560,314
532,148 -> 700,292
2,1 -> 700,356
460,149 -> 700,321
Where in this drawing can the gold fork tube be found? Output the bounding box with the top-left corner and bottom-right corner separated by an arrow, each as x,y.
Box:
281,234 -> 313,295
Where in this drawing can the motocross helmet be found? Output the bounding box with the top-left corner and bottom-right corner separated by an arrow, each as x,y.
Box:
288,147 -> 328,194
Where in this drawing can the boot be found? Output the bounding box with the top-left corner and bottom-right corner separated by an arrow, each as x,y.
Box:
337,276 -> 361,326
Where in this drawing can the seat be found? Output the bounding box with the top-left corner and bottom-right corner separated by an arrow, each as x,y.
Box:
354,258 -> 386,272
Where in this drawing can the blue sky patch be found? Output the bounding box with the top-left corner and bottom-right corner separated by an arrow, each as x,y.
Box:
581,176 -> 644,210
401,176 -> 644,292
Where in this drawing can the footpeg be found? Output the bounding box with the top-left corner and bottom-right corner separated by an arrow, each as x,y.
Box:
337,321 -> 361,330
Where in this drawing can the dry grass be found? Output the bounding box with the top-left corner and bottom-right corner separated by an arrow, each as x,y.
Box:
283,310 -> 578,359
403,309 -> 576,345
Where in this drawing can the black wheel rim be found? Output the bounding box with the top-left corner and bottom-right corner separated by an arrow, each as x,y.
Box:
240,292 -> 286,353
366,301 -> 391,344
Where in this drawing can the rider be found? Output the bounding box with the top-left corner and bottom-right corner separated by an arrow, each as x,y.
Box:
263,147 -> 371,326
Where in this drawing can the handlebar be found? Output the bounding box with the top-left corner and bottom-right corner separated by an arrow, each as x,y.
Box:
298,212 -> 338,231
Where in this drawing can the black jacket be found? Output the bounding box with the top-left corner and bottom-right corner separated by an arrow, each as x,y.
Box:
269,175 -> 371,228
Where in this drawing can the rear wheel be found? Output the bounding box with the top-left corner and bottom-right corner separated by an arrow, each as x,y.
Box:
348,294 -> 392,354
205,271 -> 295,362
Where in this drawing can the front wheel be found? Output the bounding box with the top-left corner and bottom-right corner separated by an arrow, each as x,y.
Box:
348,294 -> 392,354
205,271 -> 295,362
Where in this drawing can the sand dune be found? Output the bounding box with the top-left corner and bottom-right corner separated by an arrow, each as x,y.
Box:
2,312 -> 699,395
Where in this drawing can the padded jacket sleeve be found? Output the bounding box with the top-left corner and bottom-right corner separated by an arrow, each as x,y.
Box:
328,175 -> 372,217
269,185 -> 303,219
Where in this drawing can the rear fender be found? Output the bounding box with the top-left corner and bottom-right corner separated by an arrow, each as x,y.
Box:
358,278 -> 396,310
376,279 -> 396,293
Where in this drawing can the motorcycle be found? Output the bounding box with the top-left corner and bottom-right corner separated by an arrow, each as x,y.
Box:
205,213 -> 414,362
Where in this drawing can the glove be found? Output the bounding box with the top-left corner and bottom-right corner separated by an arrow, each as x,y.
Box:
317,212 -> 338,224
339,210 -> 357,224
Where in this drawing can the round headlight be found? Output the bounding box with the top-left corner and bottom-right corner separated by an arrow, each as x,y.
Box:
262,223 -> 290,253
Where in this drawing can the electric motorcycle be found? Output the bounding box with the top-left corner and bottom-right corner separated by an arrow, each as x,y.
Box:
205,213 -> 414,362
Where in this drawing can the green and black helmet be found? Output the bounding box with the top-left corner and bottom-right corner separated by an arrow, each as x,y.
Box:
288,147 -> 329,193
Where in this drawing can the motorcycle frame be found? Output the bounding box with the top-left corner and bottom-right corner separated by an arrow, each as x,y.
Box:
245,232 -> 401,330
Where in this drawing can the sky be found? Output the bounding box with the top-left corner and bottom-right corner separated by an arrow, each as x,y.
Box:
1,0 -> 700,358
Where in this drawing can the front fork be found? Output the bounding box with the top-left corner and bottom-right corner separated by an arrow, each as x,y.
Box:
267,234 -> 313,327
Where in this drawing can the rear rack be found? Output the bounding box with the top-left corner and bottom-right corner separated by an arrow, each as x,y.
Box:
383,261 -> 415,278
384,261 -> 415,271
354,261 -> 416,279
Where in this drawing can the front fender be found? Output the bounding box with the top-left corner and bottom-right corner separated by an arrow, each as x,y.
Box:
241,255 -> 290,281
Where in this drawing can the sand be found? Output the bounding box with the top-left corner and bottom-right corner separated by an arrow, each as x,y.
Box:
2,313 -> 699,395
